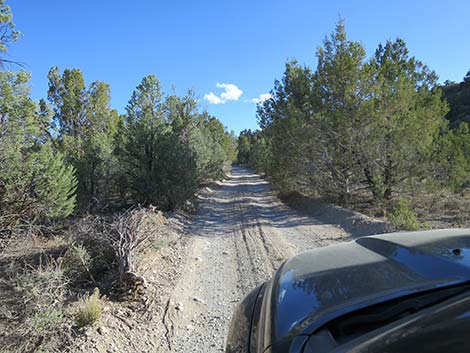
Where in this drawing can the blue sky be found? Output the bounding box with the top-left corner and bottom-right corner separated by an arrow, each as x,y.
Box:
7,0 -> 470,134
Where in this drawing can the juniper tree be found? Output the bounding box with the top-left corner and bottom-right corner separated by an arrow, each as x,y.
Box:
0,0 -> 19,66
237,129 -> 254,164
0,70 -> 77,230
257,60 -> 323,195
253,22 -> 450,204
358,39 -> 448,200
47,67 -> 118,209
119,75 -> 235,210
312,21 -> 368,201
118,75 -> 169,206
438,122 -> 470,191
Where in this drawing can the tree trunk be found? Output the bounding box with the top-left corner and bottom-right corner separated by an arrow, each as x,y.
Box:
383,154 -> 393,200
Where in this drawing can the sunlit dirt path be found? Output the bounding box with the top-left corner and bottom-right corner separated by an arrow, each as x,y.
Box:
164,166 -> 349,352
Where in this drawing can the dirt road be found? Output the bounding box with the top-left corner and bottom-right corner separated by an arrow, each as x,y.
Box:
164,167 -> 351,352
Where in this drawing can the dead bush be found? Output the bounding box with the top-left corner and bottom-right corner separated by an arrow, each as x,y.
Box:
106,208 -> 153,286
71,215 -> 118,288
66,208 -> 161,295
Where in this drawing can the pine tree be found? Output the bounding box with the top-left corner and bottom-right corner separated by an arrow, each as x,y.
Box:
47,67 -> 118,209
439,122 -> 470,191
0,70 -> 77,231
118,74 -> 169,206
118,75 -> 234,210
0,0 -> 19,65
254,22 -> 449,204
313,21 -> 367,201
359,39 -> 448,200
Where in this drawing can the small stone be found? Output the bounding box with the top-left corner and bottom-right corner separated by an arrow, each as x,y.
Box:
193,296 -> 205,304
222,250 -> 229,255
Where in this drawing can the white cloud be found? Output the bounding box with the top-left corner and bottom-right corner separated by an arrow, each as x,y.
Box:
204,92 -> 224,104
250,93 -> 272,104
204,82 -> 243,104
216,83 -> 243,101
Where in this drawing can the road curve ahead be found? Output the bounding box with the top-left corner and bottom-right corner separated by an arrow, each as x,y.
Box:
165,166 -> 349,352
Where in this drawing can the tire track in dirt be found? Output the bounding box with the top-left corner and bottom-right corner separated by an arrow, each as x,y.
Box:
234,192 -> 276,280
163,167 -> 348,352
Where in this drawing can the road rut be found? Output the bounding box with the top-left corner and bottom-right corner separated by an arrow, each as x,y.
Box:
164,167 -> 349,352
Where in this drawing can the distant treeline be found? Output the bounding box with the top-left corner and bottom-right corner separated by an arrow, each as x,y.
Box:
238,22 -> 470,207
0,4 -> 236,234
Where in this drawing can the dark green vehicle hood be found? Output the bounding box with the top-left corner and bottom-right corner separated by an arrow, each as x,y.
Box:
264,229 -> 470,349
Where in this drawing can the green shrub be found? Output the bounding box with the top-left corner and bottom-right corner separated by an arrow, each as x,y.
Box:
388,198 -> 422,231
76,288 -> 102,327
30,309 -> 65,334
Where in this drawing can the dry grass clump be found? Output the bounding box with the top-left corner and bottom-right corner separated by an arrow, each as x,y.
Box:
63,243 -> 95,284
11,253 -> 72,352
76,288 -> 103,327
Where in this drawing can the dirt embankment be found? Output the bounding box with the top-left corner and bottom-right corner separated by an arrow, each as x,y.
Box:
76,167 -> 392,353
281,192 -> 393,236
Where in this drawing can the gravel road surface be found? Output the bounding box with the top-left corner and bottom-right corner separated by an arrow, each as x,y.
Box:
165,167 -> 350,352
